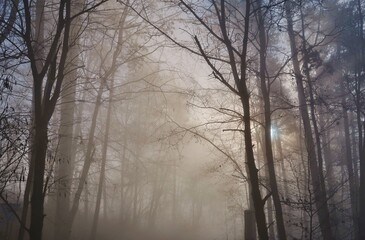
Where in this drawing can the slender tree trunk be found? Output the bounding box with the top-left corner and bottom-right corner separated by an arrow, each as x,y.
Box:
64,79 -> 106,240
350,112 -> 360,188
241,93 -> 268,240
358,109 -> 365,240
276,134 -> 288,200
84,174 -> 89,221
285,1 -> 333,239
148,162 -> 158,228
64,7 -> 128,235
321,116 -> 335,193
172,156 -> 177,225
340,77 -> 359,239
256,1 -> 286,238
355,86 -> 365,237
302,27 -> 334,240
103,177 -> 108,220
90,75 -> 115,240
132,162 -> 139,226
54,0 -> 80,236
18,158 -> 33,240
192,0 -> 267,238
356,1 -> 365,239
276,129 -> 293,232
236,1 -> 268,239
120,137 -> 127,224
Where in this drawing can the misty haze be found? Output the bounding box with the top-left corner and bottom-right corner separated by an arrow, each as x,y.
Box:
0,0 -> 364,240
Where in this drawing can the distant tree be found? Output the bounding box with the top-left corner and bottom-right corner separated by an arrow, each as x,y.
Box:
90,5 -> 129,239
121,0 -> 273,239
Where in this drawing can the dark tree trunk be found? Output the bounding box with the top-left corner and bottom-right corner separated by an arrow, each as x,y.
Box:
241,93 -> 268,240
186,0 -> 268,238
29,111 -> 48,240
340,77 -> 359,239
285,1 -> 333,239
255,1 -> 287,238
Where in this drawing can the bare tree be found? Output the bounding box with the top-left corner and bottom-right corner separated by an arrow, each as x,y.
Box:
3,1 -> 107,239
121,0 -> 272,239
254,0 -> 287,238
90,5 -> 129,238
284,1 -> 333,239
54,1 -> 83,239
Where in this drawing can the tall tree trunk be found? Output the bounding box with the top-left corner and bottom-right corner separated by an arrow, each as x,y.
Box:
236,1 -> 268,239
355,88 -> 364,240
341,77 -> 359,239
301,13 -> 334,239
103,176 -> 108,220
119,136 -> 127,224
29,116 -> 48,240
356,1 -> 365,239
357,104 -> 365,240
64,7 -> 128,236
241,92 -> 268,240
172,155 -> 177,225
54,1 -> 81,238
298,120 -> 310,238
18,0 -> 45,238
90,75 -> 115,240
350,112 -> 360,188
255,1 -> 286,238
284,1 -> 333,239
64,79 -> 106,240
26,0 -> 73,238
192,0 -> 267,238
